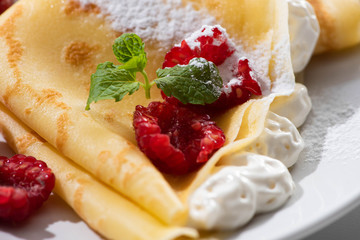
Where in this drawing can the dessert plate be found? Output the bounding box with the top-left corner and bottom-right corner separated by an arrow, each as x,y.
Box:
0,44 -> 360,240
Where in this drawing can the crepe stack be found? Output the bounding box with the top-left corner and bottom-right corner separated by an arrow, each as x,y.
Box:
307,0 -> 360,53
0,0 -> 294,239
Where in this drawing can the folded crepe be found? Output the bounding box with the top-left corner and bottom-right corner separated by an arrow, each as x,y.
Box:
308,0 -> 360,53
0,0 -> 294,238
0,103 -> 198,240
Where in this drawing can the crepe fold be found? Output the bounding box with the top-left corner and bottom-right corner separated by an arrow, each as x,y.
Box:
0,103 -> 198,240
308,0 -> 360,53
0,0 -> 294,237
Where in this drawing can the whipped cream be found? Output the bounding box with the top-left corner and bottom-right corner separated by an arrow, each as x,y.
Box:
189,153 -> 294,230
271,83 -> 312,128
245,111 -> 304,168
287,0 -> 320,72
188,88 -> 310,229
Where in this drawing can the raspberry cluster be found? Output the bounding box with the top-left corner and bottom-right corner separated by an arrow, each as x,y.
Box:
0,154 -> 55,222
133,99 -> 225,175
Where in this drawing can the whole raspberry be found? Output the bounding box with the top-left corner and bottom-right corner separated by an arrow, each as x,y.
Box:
0,154 -> 55,222
133,99 -> 225,175
162,25 -> 234,68
0,0 -> 16,14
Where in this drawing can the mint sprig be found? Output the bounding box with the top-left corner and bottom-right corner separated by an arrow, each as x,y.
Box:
85,33 -> 223,110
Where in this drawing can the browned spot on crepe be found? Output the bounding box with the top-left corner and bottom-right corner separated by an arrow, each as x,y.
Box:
113,147 -> 148,188
64,41 -> 99,71
14,130 -> 45,154
96,150 -> 112,177
56,112 -> 72,153
22,88 -> 70,116
0,7 -> 24,69
24,108 -> 32,115
64,0 -> 100,15
65,172 -> 77,182
37,89 -> 70,110
73,179 -> 86,218
104,112 -> 115,123
15,133 -> 38,153
308,0 -> 336,52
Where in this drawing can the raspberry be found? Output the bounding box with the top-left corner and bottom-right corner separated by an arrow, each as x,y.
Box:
0,154 -> 55,222
162,26 -> 234,68
0,0 -> 16,14
133,99 -> 225,175
162,26 -> 262,111
208,59 -> 262,110
162,40 -> 196,68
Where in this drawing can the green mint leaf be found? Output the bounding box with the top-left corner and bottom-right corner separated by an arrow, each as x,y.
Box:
117,54 -> 147,72
155,58 -> 223,105
85,62 -> 140,110
112,33 -> 147,70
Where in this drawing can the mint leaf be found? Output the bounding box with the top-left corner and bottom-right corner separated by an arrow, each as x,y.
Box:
155,58 -> 223,105
117,54 -> 147,72
112,33 -> 147,71
86,62 -> 140,110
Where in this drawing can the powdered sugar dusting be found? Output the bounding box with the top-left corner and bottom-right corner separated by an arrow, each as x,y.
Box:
77,0 -> 215,50
299,92 -> 355,165
186,25 -> 230,49
322,108 -> 360,164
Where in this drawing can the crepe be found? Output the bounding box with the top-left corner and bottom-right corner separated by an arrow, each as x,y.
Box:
0,0 -> 294,238
308,0 -> 360,53
0,103 -> 197,240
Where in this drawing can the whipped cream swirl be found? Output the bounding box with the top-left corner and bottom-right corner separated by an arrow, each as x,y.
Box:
287,0 -> 320,72
189,153 -> 294,230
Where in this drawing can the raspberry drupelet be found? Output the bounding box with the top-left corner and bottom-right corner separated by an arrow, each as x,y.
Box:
0,154 -> 55,222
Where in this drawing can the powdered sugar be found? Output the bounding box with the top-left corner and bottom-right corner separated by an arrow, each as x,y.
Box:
299,91 -> 355,165
322,108 -> 360,164
185,25 -> 229,49
77,0 -> 215,50
217,50 -> 240,88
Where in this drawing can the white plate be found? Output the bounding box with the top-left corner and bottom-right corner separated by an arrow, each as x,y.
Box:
1,44 -> 360,240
